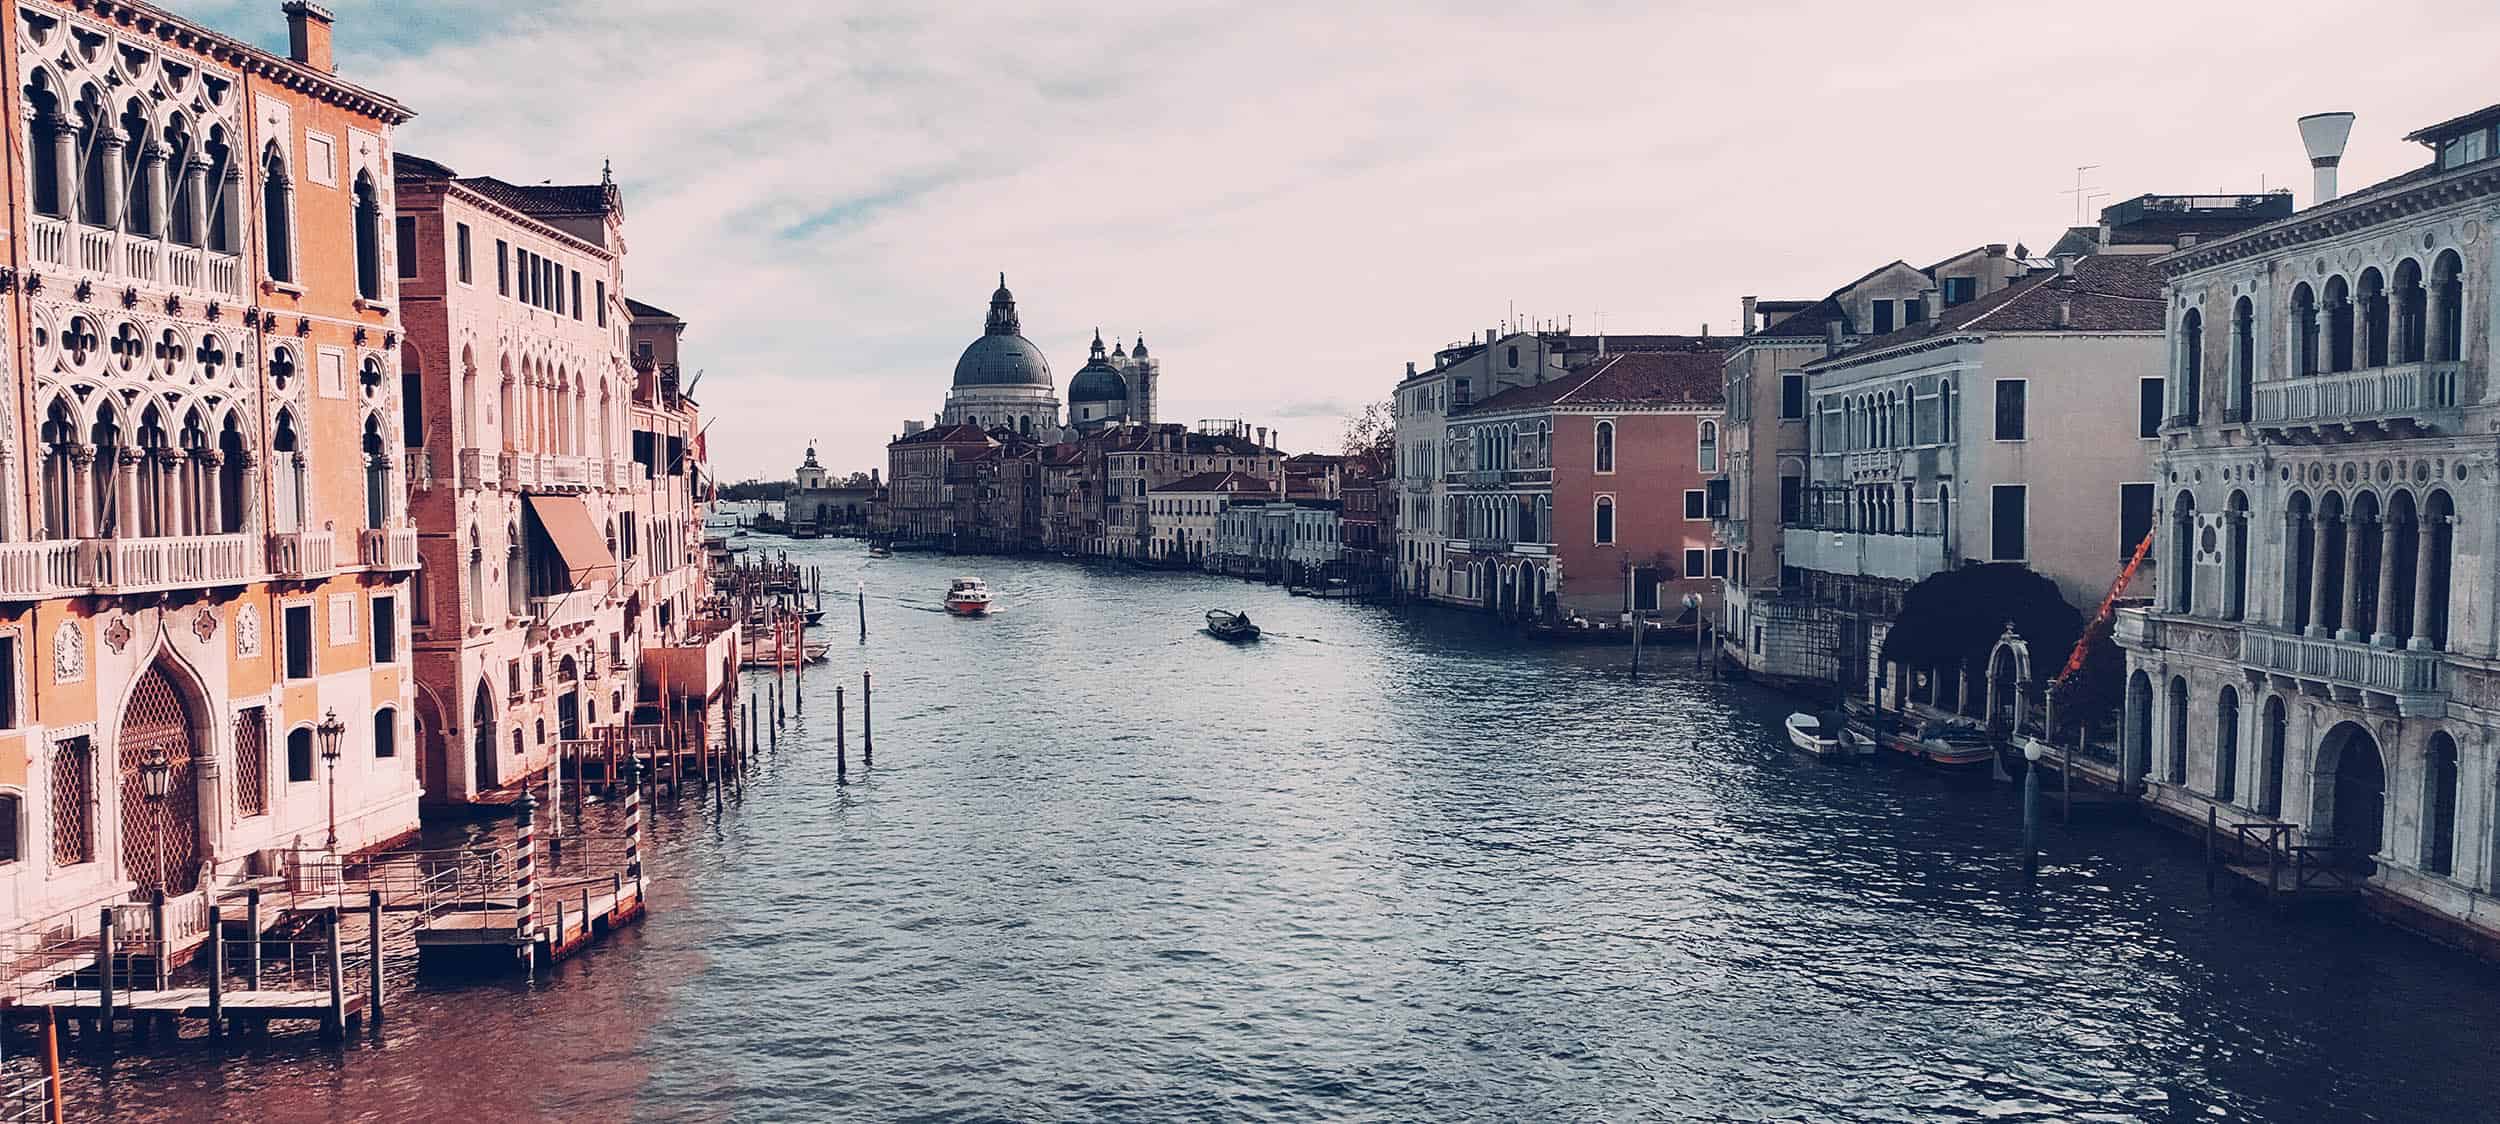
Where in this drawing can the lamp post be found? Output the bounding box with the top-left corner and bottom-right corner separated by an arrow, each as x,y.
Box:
2022,738 -> 2045,879
136,746 -> 172,890
317,709 -> 346,853
1682,593 -> 1704,671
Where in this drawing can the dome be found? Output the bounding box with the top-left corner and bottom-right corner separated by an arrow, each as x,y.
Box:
1070,357 -> 1128,403
951,273 -> 1055,389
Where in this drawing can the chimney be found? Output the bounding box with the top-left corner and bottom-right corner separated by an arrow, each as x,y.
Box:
1257,426 -> 1269,450
2055,255 -> 2076,279
2055,298 -> 2073,329
1986,243 -> 2008,258
2299,111 -> 2356,205
1824,319 -> 1844,358
1740,296 -> 1758,335
1404,361 -> 1416,378
283,1 -> 336,72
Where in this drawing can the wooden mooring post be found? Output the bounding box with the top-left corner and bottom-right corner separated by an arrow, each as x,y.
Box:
150,890 -> 169,990
862,671 -> 874,761
2205,805 -> 2218,893
42,1009 -> 62,1124
836,685 -> 847,777
858,580 -> 867,642
206,904 -> 225,1039
246,887 -> 263,989
324,906 -> 346,1040
515,791 -> 538,978
367,889 -> 385,1026
96,907 -> 114,1048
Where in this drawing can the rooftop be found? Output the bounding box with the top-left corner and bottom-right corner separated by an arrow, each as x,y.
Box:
1459,350 -> 1725,415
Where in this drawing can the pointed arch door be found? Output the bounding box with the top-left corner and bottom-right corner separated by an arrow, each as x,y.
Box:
120,662 -> 201,894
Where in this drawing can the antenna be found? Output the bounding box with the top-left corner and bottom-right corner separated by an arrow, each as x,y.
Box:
2063,164 -> 2107,224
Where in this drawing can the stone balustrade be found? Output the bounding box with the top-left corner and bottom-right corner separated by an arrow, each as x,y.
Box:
2250,360 -> 2465,429
2240,625 -> 2446,708
267,530 -> 337,579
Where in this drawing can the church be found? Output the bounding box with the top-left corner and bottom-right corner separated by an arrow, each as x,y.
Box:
924,275 -> 1159,438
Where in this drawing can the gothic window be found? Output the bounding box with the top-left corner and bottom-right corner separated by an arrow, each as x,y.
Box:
1594,421 -> 1614,473
25,77 -> 65,218
262,143 -> 293,283
2176,308 -> 2202,425
354,172 -> 383,299
272,409 -> 305,532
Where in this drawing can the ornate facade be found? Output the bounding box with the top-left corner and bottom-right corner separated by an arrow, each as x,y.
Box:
2118,104 -> 2500,945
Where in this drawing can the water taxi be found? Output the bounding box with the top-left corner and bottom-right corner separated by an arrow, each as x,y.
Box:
1887,717 -> 1996,770
945,577 -> 994,617
1205,610 -> 1261,642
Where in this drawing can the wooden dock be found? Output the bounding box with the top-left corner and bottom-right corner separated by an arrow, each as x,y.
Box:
415,875 -> 648,969
7,985 -> 361,1035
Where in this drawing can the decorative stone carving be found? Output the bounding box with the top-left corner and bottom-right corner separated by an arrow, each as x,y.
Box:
192,606 -> 219,643
52,620 -> 82,684
101,614 -> 132,655
235,604 -> 262,659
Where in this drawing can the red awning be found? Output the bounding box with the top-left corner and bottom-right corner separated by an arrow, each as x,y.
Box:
525,494 -> 617,586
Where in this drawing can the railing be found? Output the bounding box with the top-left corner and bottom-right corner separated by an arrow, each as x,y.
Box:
2250,361 -> 2465,428
28,214 -> 68,267
77,227 -> 113,273
1780,526 -> 1944,583
168,244 -> 203,290
205,250 -> 243,298
549,455 -> 590,487
359,526 -> 421,570
459,448 -> 498,489
268,530 -> 337,578
1843,450 -> 1898,475
0,540 -> 87,599
92,533 -> 256,591
2239,625 -> 2445,697
124,236 -> 160,283
530,591 -> 603,634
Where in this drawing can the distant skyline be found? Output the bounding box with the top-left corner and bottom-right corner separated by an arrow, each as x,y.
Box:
195,1 -> 2496,480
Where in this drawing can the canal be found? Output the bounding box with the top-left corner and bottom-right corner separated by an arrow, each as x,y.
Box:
68,542 -> 2500,1121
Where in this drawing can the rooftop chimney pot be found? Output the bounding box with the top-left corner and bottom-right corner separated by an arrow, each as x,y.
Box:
1740,296 -> 1758,335
2299,111 -> 2357,205
1824,319 -> 1843,357
283,1 -> 336,72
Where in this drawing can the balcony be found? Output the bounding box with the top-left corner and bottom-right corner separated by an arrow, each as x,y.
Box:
2250,360 -> 2466,434
0,541 -> 87,599
29,215 -> 68,268
547,456 -> 590,488
30,215 -> 247,300
458,448 -> 498,490
266,531 -> 336,579
91,534 -> 255,593
1843,450 -> 1900,477
2240,626 -> 2447,715
358,527 -> 421,571
529,590 -> 603,635
1781,527 -> 1944,583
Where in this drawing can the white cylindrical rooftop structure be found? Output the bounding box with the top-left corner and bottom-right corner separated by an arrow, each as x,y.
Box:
2299,111 -> 2357,204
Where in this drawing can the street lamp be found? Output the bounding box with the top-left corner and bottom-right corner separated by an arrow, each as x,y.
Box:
137,747 -> 172,890
2021,737 -> 2045,878
1681,593 -> 1705,672
317,709 -> 346,853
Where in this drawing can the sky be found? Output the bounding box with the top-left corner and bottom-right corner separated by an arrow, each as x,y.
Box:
192,0 -> 2498,482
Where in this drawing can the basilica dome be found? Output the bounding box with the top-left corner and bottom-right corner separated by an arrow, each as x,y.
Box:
1068,330 -> 1128,403
952,276 -> 1055,389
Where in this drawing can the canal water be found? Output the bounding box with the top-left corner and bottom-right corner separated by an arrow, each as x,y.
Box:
64,542 -> 2500,1122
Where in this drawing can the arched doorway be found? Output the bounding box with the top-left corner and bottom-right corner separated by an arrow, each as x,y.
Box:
120,660 -> 202,895
472,681 -> 499,794
416,690 -> 447,803
556,656 -> 581,741
2258,695 -> 2287,815
2123,670 -> 2154,789
2312,721 -> 2386,860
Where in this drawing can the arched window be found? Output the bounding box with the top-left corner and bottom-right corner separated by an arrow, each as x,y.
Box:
2176,308 -> 2203,426
1595,496 -> 1615,545
2395,260 -> 2427,363
2214,687 -> 2239,803
0,790 -> 19,864
206,126 -> 239,254
2432,251 -> 2465,362
2324,276 -> 2354,373
119,98 -> 153,237
39,400 -> 77,539
1935,483 -> 1952,551
2286,492 -> 2316,634
2358,267 -> 2388,368
286,727 -> 315,783
24,77 -> 65,218
2165,676 -> 2190,784
2258,696 -> 2287,815
271,409 -> 304,532
1698,420 -> 1718,473
73,86 -> 107,226
2291,282 -> 2319,376
165,116 -> 198,247
467,527 -> 484,625
1594,421 -> 1614,473
354,172 -> 384,299
363,415 -> 389,530
2225,491 -> 2250,621
89,403 -> 122,537
2422,490 -> 2455,650
2169,491 -> 2196,613
1937,380 -> 1955,443
2425,733 -> 2459,876
373,708 -> 398,759
261,143 -> 293,284
2230,296 -> 2255,418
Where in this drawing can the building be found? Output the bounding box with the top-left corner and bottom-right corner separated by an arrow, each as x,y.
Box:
1099,424 -> 1282,560
1340,458 -> 1390,594
1787,196 -> 2285,702
1149,471 -> 1270,565
784,445 -> 876,534
1067,330 -> 1158,433
940,275 -> 1061,438
885,424 -> 991,547
2116,105 -> 2500,949
1716,248 -> 2026,684
2,1 -> 423,930
1441,351 -> 1725,620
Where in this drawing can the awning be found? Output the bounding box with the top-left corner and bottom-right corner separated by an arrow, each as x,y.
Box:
525,494 -> 618,586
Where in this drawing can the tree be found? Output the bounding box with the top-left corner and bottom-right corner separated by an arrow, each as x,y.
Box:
1880,563 -> 2084,713
1342,398 -> 1393,469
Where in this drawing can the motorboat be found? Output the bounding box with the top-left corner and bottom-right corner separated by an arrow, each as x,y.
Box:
1205,610 -> 1261,642
1887,716 -> 1996,769
1785,713 -> 1844,758
945,577 -> 994,617
738,638 -> 830,669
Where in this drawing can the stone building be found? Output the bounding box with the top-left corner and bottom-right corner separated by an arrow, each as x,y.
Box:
784,444 -> 876,534
622,299 -> 709,647
1067,329 -> 1158,433
1148,470 -> 1269,565
0,1 -> 423,931
393,153 -> 635,804
2116,105 -> 2500,949
940,275 -> 1061,438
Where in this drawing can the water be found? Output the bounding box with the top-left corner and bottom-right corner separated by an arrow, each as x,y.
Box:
68,543 -> 2500,1121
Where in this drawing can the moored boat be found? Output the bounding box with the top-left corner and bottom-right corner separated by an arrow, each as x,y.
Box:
945,577 -> 994,616
1886,717 -> 1996,769
1205,610 -> 1261,641
1785,712 -> 1844,758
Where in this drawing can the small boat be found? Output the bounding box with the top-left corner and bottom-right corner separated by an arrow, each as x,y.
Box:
1785,713 -> 1843,758
867,542 -> 893,558
1205,610 -> 1261,641
739,639 -> 831,668
1838,727 -> 1880,756
1887,717 -> 1996,769
945,577 -> 993,617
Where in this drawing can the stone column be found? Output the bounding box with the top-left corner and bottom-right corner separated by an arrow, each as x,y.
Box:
2373,515 -> 2404,648
49,112 -> 78,219
221,165 -> 245,250
2411,515 -> 2445,650
233,451 -> 259,535
2456,734 -> 2497,889
139,141 -> 169,237
2339,514 -> 2369,642
199,451 -> 224,533
182,157 -> 209,246
2308,514 -> 2335,638
69,444 -> 96,540
114,448 -> 141,538
98,134 -> 126,231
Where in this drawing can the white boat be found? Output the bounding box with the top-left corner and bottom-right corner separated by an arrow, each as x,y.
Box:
945,577 -> 993,617
1786,713 -> 1847,758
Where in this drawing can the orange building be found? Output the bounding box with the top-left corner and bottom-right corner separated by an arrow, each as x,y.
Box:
0,1 -> 421,933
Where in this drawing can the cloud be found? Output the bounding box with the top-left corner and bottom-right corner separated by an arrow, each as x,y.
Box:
286,0 -> 2498,481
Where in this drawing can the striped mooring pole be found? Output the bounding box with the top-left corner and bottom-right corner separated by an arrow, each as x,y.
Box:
623,755 -> 643,895
515,790 -> 538,975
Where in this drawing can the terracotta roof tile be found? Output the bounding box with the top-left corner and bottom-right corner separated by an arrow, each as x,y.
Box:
1459,350 -> 1726,415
